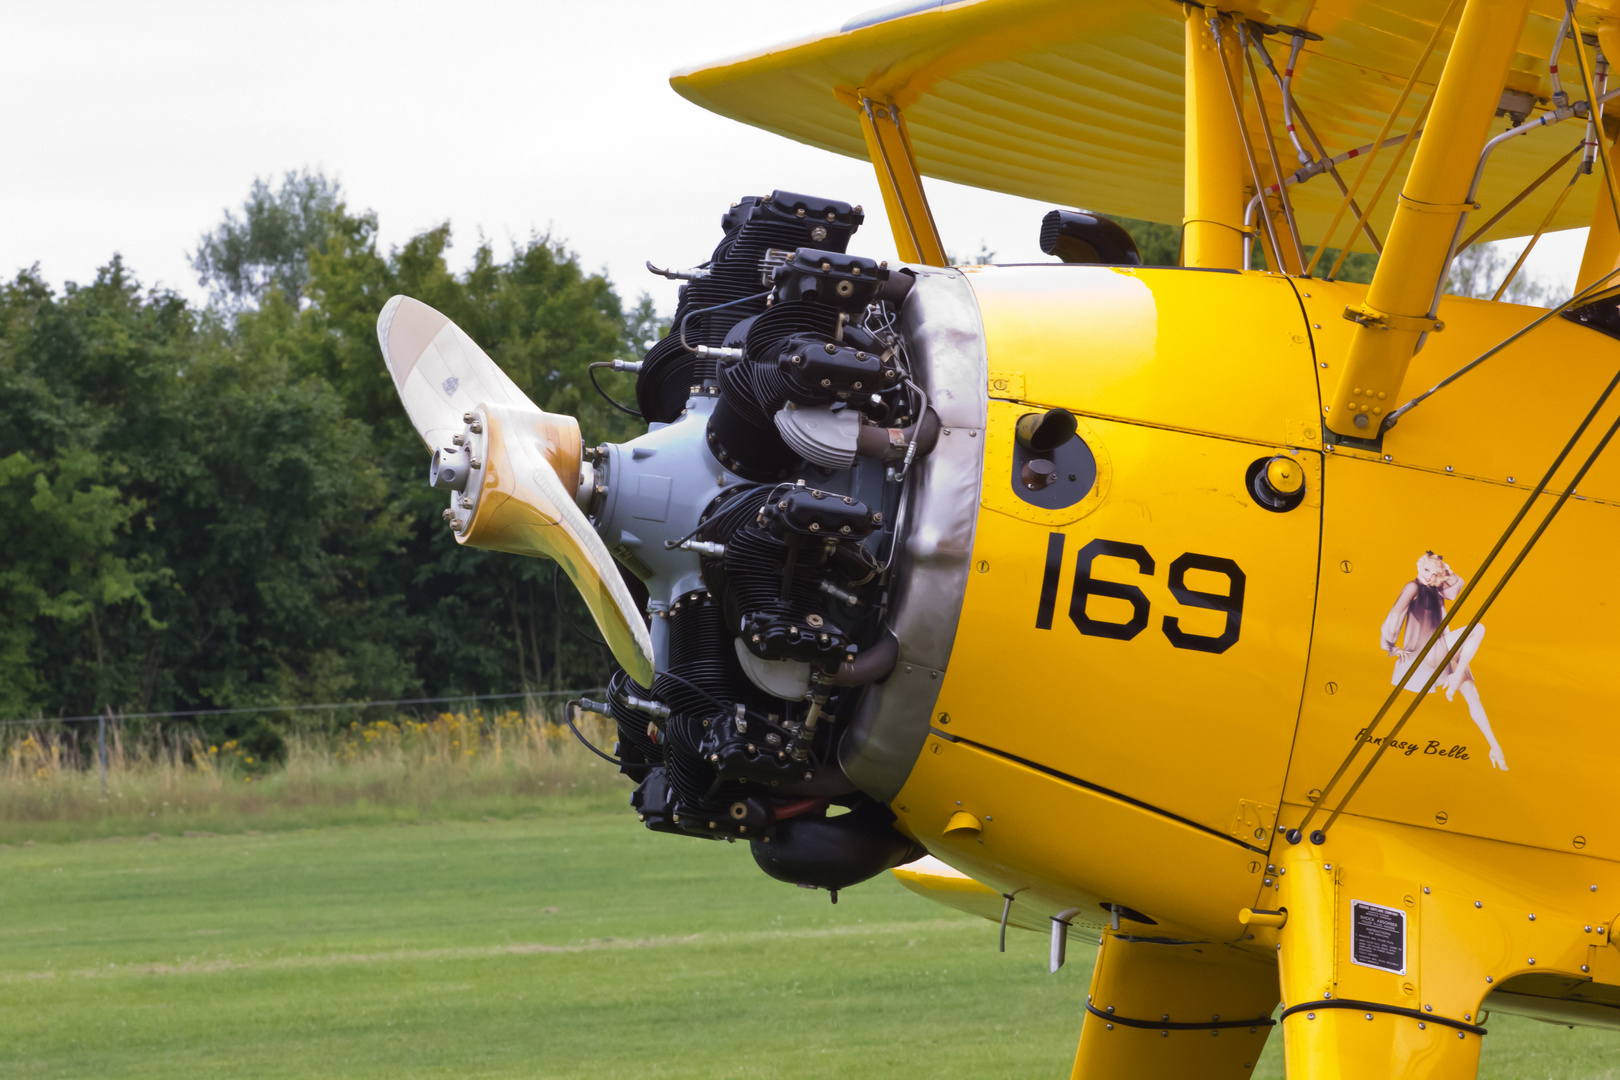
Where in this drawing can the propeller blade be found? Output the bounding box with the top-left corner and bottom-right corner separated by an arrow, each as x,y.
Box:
376,295 -> 535,450
375,297 -> 655,686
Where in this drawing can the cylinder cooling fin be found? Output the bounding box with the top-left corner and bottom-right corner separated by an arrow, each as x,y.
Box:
576,189 -> 987,899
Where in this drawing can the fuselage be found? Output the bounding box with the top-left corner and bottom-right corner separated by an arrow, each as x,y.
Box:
881,262 -> 1620,1029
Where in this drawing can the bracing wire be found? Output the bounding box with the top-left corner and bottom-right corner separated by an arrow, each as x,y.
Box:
1491,158 -> 1586,301
1384,263 -> 1620,428
1296,361 -> 1620,839
1571,10 -> 1620,249
1306,0 -> 1463,276
1454,141 -> 1584,256
1316,403 -> 1620,837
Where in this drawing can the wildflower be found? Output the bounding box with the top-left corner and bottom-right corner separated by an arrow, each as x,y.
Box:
245,757 -> 254,765
209,745 -> 218,754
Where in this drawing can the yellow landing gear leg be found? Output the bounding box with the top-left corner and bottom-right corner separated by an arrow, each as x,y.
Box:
1273,843 -> 1482,1080
1070,931 -> 1279,1079
1270,811 -> 1618,1079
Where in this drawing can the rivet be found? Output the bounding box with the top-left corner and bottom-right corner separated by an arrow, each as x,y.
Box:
1475,901 -> 1483,908
1313,323 -> 1322,329
1425,1004 -> 1433,1011
1446,465 -> 1454,472
1582,964 -> 1591,973
1383,454 -> 1392,461
1365,1013 -> 1373,1020
1458,1032 -> 1465,1040
1529,958 -> 1537,965
1508,476 -> 1516,483
1529,913 -> 1536,921
1319,361 -> 1328,368
1419,1022 -> 1426,1030
1307,1012 -> 1316,1020
1486,975 -> 1493,983
1106,1023 -> 1114,1030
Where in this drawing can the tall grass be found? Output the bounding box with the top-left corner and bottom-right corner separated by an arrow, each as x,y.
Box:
0,706 -> 630,844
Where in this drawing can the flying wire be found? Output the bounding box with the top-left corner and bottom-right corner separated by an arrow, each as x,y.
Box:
1316,402 -> 1620,837
1305,0 -> 1462,276
1570,10 -> 1620,253
1491,156 -> 1586,301
1383,262 -> 1620,429
1296,361 -> 1620,839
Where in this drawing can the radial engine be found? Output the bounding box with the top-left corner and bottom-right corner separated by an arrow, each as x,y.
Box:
387,190 -> 996,899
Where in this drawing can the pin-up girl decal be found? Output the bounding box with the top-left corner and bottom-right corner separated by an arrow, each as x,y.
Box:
1379,552 -> 1507,770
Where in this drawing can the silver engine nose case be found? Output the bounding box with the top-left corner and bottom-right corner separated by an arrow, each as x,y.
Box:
836,269 -> 987,801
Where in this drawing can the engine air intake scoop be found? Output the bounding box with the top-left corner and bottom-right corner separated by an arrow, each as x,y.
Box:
1039,209 -> 1142,266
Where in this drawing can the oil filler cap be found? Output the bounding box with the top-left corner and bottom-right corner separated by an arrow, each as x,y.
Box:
1249,455 -> 1306,513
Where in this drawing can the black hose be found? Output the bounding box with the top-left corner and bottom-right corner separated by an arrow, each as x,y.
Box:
588,363 -> 642,418
565,702 -> 626,766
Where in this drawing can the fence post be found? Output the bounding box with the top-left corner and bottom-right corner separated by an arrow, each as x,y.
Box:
98,708 -> 109,796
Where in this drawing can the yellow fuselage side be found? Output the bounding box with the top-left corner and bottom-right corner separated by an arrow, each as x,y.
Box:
891,265 -> 1620,1059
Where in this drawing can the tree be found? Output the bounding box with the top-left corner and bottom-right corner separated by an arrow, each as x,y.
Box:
1115,217 -> 1181,266
1444,243 -> 1553,306
192,169 -> 343,310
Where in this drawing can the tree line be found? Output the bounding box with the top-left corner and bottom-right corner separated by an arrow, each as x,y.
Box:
2,171 -> 656,754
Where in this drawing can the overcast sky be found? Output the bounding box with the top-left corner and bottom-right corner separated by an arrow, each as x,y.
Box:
0,0 -> 1585,314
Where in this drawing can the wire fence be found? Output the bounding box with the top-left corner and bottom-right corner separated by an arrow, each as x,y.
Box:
0,688 -> 605,729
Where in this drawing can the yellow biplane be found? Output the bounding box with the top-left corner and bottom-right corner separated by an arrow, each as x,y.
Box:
377,0 -> 1620,1075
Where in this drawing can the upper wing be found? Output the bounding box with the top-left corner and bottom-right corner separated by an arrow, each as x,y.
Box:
672,0 -> 1618,250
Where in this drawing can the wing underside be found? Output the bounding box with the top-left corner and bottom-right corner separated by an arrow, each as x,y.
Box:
672,0 -> 1620,251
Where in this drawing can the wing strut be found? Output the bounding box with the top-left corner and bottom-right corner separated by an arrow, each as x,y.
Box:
857,97 -> 947,266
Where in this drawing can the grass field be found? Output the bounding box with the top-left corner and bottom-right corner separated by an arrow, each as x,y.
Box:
2,810 -> 1617,1079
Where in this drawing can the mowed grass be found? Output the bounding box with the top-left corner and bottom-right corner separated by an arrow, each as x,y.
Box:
0,813 -> 1615,1079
